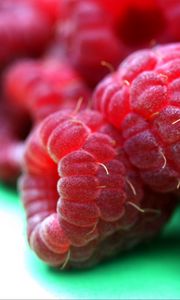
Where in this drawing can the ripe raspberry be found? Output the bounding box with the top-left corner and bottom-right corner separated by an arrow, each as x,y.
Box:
4,58 -> 90,121
93,43 -> 180,193
0,0 -> 52,67
19,109 -> 175,268
59,0 -> 124,86
59,0 -> 180,86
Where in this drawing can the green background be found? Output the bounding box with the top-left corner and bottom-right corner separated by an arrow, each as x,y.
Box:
0,183 -> 180,299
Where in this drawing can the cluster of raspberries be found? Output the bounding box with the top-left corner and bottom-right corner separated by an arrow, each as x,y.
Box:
0,0 -> 179,269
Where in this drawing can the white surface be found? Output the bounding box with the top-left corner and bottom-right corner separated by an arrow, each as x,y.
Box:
0,207 -> 57,299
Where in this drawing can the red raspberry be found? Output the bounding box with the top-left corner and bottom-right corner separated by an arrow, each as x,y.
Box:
0,0 -> 52,67
19,109 -> 175,268
93,43 -> 180,193
4,58 -> 90,121
59,0 -> 124,86
59,0 -> 180,86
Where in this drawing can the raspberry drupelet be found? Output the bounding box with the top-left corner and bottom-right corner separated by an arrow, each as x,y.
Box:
4,58 -> 90,122
19,109 -> 176,268
70,190 -> 177,269
93,43 -> 180,193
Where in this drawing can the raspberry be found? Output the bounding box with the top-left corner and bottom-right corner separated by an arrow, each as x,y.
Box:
59,0 -> 180,86
0,0 -> 52,67
59,0 -> 124,86
4,58 -> 90,121
19,109 -> 175,268
93,43 -> 180,193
